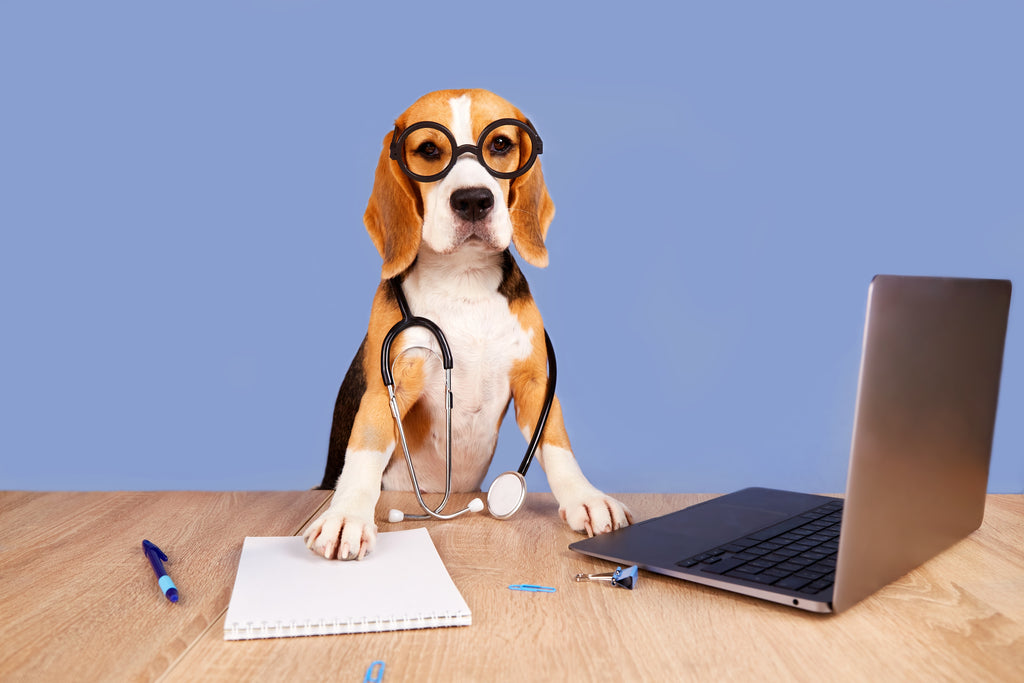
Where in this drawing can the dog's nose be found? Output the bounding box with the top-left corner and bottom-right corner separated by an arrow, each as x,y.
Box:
450,187 -> 494,222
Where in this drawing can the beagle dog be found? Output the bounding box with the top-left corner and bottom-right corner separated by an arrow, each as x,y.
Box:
304,89 -> 631,560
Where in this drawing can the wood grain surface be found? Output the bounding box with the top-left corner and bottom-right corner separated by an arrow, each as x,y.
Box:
0,490 -> 329,682
1,491 -> 1021,682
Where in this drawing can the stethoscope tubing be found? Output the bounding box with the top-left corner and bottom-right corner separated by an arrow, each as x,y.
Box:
517,329 -> 556,476
387,379 -> 471,520
381,280 -> 464,520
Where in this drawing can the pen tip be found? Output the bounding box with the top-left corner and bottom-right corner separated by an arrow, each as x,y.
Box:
167,589 -> 179,602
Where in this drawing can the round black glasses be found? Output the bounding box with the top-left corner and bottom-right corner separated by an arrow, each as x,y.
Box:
389,118 -> 543,183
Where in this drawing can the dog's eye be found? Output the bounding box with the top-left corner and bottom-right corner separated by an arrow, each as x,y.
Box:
416,142 -> 441,160
489,136 -> 513,155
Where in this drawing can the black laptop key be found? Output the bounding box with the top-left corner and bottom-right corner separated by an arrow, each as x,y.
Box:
774,575 -> 814,591
763,568 -> 793,579
762,552 -> 790,563
795,568 -> 828,580
788,541 -> 817,552
726,569 -> 779,585
804,560 -> 836,577
744,546 -> 772,557
698,556 -> 749,575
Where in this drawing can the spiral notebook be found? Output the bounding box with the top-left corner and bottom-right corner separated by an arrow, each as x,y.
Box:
223,528 -> 471,640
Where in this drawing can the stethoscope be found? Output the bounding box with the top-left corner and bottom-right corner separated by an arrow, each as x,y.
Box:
381,278 -> 556,523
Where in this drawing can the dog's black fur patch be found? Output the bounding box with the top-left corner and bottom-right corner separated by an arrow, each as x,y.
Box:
318,337 -> 367,489
498,250 -> 532,303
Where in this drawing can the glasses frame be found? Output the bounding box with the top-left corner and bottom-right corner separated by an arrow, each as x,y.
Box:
389,118 -> 543,183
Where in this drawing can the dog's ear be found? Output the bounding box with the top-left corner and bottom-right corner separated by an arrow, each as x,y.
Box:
508,133 -> 555,268
364,129 -> 422,280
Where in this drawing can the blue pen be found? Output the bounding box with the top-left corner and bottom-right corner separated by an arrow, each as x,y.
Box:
142,540 -> 179,603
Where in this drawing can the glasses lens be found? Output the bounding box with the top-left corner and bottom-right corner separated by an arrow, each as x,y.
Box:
400,124 -> 453,181
480,121 -> 535,178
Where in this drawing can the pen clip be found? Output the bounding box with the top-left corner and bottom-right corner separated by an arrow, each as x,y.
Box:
508,584 -> 556,593
143,539 -> 168,562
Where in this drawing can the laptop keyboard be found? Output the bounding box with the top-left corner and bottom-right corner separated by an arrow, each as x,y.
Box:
675,498 -> 844,595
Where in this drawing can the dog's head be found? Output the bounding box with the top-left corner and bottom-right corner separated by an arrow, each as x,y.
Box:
364,89 -> 555,279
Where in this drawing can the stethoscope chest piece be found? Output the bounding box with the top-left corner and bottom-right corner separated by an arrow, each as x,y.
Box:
486,471 -> 527,519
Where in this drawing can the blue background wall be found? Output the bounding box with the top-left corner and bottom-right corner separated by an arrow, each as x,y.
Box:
2,2 -> 1021,493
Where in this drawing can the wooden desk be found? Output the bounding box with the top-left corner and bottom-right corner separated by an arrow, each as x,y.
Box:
1,492 -> 1021,681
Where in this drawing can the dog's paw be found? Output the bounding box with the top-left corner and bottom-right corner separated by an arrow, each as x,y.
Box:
303,509 -> 377,560
559,492 -> 633,537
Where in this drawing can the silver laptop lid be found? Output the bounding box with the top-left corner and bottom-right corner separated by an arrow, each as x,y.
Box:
833,275 -> 1011,612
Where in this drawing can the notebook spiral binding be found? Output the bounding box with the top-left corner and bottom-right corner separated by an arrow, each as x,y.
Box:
224,611 -> 470,640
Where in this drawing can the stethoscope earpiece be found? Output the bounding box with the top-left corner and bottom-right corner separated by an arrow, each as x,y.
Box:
383,279 -> 555,524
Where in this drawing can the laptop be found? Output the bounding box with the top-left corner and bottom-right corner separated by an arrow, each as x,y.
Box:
570,275 -> 1012,613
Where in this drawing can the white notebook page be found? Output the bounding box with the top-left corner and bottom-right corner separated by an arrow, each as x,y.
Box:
223,528 -> 471,640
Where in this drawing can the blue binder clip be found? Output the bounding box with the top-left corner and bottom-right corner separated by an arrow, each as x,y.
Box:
574,565 -> 638,590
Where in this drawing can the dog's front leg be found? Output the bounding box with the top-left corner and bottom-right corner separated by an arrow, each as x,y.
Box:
510,347 -> 632,536
304,352 -> 428,560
